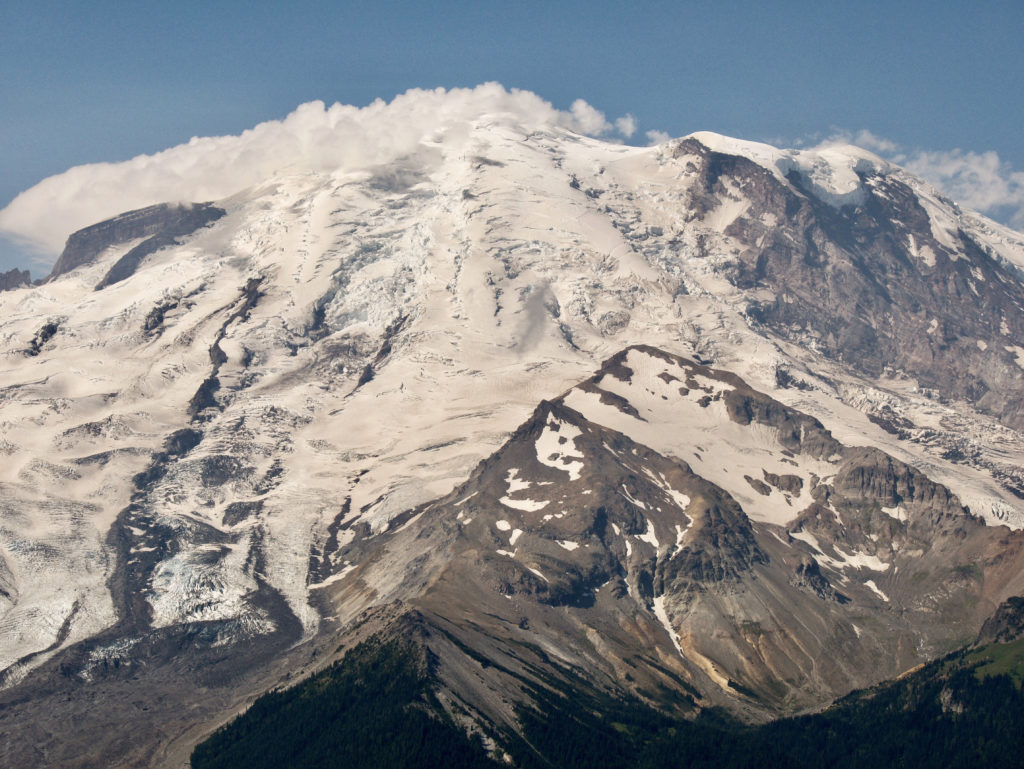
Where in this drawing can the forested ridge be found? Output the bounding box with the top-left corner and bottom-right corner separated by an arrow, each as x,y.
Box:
192,635 -> 1024,769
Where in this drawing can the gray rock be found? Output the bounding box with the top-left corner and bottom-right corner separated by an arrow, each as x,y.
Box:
48,202 -> 224,282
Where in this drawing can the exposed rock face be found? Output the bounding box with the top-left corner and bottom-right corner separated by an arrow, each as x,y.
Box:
24,318 -> 61,356
0,268 -> 30,292
977,596 -> 1024,645
792,557 -> 849,603
675,139 -> 1024,430
47,202 -> 225,282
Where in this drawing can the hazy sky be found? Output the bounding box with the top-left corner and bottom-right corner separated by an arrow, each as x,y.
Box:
2,0 -> 1022,272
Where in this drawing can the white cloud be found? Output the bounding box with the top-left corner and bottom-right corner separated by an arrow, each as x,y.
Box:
646,130 -> 671,146
0,84 -> 622,256
901,149 -> 1024,228
812,129 -> 895,158
568,98 -> 611,136
614,114 -> 637,138
850,129 -> 899,155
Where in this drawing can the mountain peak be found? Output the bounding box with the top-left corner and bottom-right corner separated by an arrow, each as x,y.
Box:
682,130 -> 890,208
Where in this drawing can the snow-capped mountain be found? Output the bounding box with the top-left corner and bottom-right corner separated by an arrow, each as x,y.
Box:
2,105 -> 1024,767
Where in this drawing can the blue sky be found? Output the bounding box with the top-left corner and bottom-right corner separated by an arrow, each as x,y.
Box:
2,0 -> 1022,273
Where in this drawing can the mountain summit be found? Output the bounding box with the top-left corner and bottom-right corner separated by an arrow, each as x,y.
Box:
2,112 -> 1024,767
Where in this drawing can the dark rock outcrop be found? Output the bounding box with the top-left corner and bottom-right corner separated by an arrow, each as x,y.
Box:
0,267 -> 30,292
792,557 -> 849,603
48,202 -> 225,282
977,596 -> 1024,645
24,319 -> 61,356
682,138 -> 1024,431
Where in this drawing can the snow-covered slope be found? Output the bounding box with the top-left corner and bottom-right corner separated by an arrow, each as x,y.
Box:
1,108 -> 1024,767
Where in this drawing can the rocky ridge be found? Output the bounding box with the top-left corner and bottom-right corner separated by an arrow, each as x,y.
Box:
339,345 -> 1022,734
0,267 -> 31,292
47,201 -> 225,282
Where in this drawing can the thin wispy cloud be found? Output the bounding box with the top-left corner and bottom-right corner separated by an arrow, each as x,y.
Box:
901,149 -> 1024,229
843,130 -> 899,155
0,84 -> 639,257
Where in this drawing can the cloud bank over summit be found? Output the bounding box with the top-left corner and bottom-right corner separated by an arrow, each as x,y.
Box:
0,84 -> 637,257
2,82 -> 1023,263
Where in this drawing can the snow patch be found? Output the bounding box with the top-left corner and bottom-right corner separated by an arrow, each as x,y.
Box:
500,468 -> 550,511
864,579 -> 889,602
308,562 -> 357,589
535,415 -> 585,480
505,468 -> 531,494
652,595 -> 685,659
619,485 -> 647,509
500,496 -> 549,512
637,518 -> 660,550
881,505 -> 906,522
672,523 -> 690,555
1004,345 -> 1024,370
791,530 -> 889,572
